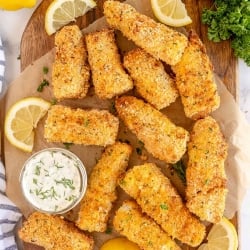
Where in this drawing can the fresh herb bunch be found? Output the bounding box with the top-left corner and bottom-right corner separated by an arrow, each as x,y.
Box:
202,0 -> 250,66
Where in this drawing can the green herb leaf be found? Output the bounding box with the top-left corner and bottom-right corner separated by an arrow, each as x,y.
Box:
50,98 -> 57,105
63,142 -> 73,149
136,147 -> 142,155
55,177 -> 75,190
65,195 -> 77,202
33,178 -> 38,185
37,79 -> 49,92
43,66 -> 49,74
34,165 -> 41,176
105,227 -> 112,234
172,159 -> 186,184
84,118 -> 89,127
160,203 -> 168,210
202,0 -> 250,65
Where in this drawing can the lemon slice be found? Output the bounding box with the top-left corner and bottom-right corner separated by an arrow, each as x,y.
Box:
4,97 -> 51,152
100,237 -> 140,250
151,0 -> 192,27
198,217 -> 238,250
45,0 -> 96,35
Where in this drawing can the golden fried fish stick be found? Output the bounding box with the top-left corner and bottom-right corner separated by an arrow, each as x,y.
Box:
123,48 -> 178,110
44,105 -> 119,146
186,116 -> 228,223
113,200 -> 181,250
119,163 -> 206,247
172,31 -> 220,120
19,212 -> 94,250
77,142 -> 132,232
52,25 -> 90,100
103,1 -> 188,66
115,96 -> 189,164
86,29 -> 133,99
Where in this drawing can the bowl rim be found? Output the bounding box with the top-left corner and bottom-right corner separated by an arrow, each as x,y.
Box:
19,147 -> 87,214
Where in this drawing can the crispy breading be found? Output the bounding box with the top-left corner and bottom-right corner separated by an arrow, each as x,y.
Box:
44,105 -> 119,146
86,29 -> 133,99
123,48 -> 179,110
113,200 -> 181,250
18,212 -> 94,250
172,31 -> 220,120
115,96 -> 189,164
119,163 -> 206,247
103,0 -> 188,66
52,25 -> 90,100
186,116 -> 228,223
77,142 -> 132,232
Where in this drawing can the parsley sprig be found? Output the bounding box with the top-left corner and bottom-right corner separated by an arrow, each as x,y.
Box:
202,0 -> 250,66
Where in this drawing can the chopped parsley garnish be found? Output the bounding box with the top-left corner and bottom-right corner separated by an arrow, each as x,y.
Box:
37,79 -> 49,92
43,66 -> 49,74
172,159 -> 186,184
136,147 -> 142,155
160,203 -> 168,210
63,142 -> 73,149
50,98 -> 57,105
105,227 -> 112,234
84,118 -> 89,127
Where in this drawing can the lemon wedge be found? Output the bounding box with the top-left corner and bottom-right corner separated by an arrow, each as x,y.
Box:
151,0 -> 192,27
100,237 -> 140,250
198,217 -> 238,250
45,0 -> 96,35
4,97 -> 51,152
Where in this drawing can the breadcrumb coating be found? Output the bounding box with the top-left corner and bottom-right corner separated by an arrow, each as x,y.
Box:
19,212 -> 94,250
186,116 -> 228,223
119,163 -> 206,247
113,200 -> 181,250
172,31 -> 220,120
86,29 -> 133,99
44,105 -> 119,146
115,96 -> 189,164
123,48 -> 178,109
103,0 -> 188,66
52,25 -> 90,100
76,142 -> 132,232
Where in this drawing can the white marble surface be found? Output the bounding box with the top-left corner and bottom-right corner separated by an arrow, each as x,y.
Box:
0,2 -> 250,250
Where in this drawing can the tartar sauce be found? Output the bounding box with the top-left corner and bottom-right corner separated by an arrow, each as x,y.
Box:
20,148 -> 87,213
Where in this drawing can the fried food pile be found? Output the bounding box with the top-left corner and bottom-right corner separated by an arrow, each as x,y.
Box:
19,1 -> 228,249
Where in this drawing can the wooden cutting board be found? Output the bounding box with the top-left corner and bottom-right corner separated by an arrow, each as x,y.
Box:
19,0 -> 238,249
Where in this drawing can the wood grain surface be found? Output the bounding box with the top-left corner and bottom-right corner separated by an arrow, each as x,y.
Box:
19,0 -> 238,249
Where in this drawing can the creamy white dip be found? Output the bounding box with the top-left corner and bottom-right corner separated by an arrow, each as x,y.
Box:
21,149 -> 86,213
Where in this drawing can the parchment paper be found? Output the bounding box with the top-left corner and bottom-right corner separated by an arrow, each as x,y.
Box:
3,0 -> 250,248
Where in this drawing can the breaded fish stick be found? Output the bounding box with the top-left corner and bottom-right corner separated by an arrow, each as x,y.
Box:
103,1 -> 188,66
86,29 -> 133,99
77,142 -> 132,232
186,116 -> 228,223
44,105 -> 119,146
19,212 -> 94,250
115,96 -> 189,164
113,200 -> 181,250
123,48 -> 178,110
172,31 -> 220,120
119,163 -> 205,247
52,25 -> 90,100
